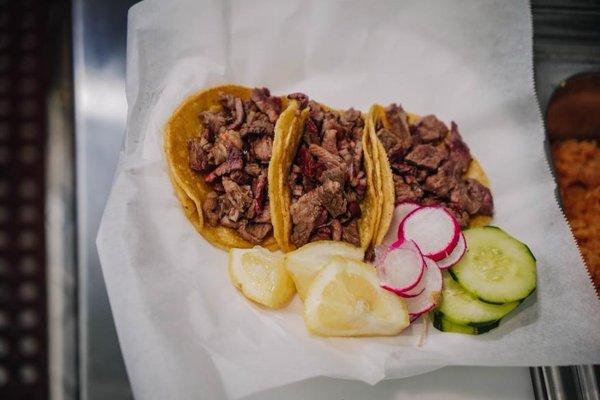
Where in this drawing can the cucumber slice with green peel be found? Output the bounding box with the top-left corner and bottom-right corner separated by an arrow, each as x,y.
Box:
451,227 -> 536,303
433,312 -> 500,335
438,272 -> 519,325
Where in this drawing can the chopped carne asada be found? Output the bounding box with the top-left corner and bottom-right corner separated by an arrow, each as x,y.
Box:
287,96 -> 366,247
188,88 -> 282,244
376,104 -> 493,227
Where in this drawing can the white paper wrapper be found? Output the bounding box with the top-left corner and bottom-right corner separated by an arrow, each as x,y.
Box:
97,0 -> 600,398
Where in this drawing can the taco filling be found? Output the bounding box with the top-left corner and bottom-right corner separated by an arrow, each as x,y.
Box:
287,97 -> 367,247
187,87 -> 282,244
375,104 -> 493,227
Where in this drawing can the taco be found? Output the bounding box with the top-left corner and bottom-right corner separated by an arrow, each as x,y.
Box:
368,104 -> 493,245
165,85 -> 299,250
270,94 -> 380,252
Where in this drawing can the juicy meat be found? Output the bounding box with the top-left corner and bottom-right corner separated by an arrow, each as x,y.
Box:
445,122 -> 472,174
238,223 -> 272,244
202,192 -> 220,226
317,179 -> 347,217
449,179 -> 493,216
189,137 -> 209,172
331,219 -> 342,241
377,128 -> 401,154
405,144 -> 448,170
385,103 -> 412,152
290,190 -> 323,247
311,226 -> 332,242
252,136 -> 273,162
309,144 -> 344,169
251,87 -> 281,123
228,97 -> 245,129
424,167 -> 456,197
204,148 -> 244,183
342,220 -> 360,246
189,88 -> 281,240
415,115 -> 448,142
320,166 -> 347,185
289,101 -> 367,247
201,111 -> 226,136
322,129 -> 338,154
394,175 -> 423,203
287,92 -> 309,109
222,178 -> 253,214
240,119 -> 274,137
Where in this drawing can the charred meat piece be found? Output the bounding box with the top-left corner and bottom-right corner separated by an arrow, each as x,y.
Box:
189,137 -> 210,172
342,220 -> 360,246
252,136 -> 273,162
385,103 -> 412,152
318,179 -> 347,218
414,115 -> 448,142
251,87 -> 281,123
405,144 -> 448,170
309,144 -> 344,169
238,223 -> 272,244
394,175 -> 423,204
331,219 -> 343,241
204,148 -> 244,183
445,122 -> 472,174
227,97 -> 245,129
287,92 -> 309,109
202,192 -> 220,226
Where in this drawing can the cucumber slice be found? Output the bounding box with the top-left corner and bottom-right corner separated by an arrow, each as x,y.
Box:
433,312 -> 499,335
438,272 -> 519,325
451,226 -> 536,303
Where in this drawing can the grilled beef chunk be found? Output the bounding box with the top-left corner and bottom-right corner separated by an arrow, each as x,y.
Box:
188,88 -> 282,240
251,87 -> 281,123
379,103 -> 493,226
239,223 -> 272,244
331,219 -> 343,241
342,220 -> 360,246
289,99 -> 367,247
384,103 -> 412,154
252,136 -> 272,162
405,144 -> 448,170
414,115 -> 448,142
189,137 -> 210,172
287,92 -> 309,109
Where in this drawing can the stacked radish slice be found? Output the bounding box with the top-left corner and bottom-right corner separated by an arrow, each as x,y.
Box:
375,203 -> 467,322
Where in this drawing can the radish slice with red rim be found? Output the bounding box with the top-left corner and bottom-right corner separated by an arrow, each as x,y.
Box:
399,206 -> 460,261
375,240 -> 425,295
405,257 -> 443,318
382,202 -> 421,247
437,232 -> 466,270
396,286 -> 425,299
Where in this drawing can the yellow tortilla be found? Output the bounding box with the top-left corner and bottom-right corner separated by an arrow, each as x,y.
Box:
368,104 -> 492,245
271,103 -> 379,252
164,84 -> 292,251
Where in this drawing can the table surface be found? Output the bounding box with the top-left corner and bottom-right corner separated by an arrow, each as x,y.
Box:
72,0 -> 599,399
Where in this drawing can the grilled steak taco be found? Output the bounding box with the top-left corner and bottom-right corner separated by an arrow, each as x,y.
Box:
165,85 -> 298,250
270,94 -> 379,252
368,103 -> 493,245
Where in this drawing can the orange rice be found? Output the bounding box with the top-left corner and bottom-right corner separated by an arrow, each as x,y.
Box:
552,139 -> 600,293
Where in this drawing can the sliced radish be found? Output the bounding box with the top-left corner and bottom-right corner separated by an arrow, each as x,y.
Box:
436,233 -> 466,270
399,206 -> 460,261
376,240 -> 425,295
405,257 -> 443,318
382,202 -> 421,247
396,286 -> 425,299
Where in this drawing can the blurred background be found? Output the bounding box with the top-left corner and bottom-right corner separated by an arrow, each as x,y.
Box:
0,0 -> 597,399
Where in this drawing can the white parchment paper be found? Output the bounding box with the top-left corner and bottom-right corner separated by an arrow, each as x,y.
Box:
97,0 -> 600,398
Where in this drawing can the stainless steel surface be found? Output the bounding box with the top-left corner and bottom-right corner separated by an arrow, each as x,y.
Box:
576,366 -> 600,400
47,2 -> 77,399
531,367 -> 548,400
72,0 -> 138,398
